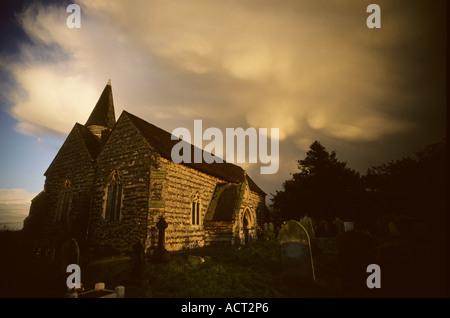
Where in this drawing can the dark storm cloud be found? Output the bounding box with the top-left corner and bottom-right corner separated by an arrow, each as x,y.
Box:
1,0 -> 445,197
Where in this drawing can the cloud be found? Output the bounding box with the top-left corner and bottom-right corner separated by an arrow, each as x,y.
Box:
0,188 -> 37,230
1,0 -> 446,197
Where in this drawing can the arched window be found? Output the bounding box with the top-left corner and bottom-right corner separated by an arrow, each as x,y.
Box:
191,192 -> 201,226
104,170 -> 124,221
55,179 -> 72,223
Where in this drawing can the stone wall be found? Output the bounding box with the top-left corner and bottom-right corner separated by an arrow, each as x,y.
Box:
87,113 -> 156,253
204,221 -> 234,246
154,157 -> 266,251
157,157 -> 222,251
231,181 -> 266,245
40,124 -> 97,255
35,113 -> 267,256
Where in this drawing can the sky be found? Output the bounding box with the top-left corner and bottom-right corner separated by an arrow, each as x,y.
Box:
0,0 -> 446,230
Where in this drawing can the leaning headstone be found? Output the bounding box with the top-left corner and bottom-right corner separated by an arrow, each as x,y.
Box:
278,220 -> 315,283
387,221 -> 401,236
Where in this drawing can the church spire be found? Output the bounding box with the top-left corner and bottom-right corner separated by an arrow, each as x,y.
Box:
85,79 -> 116,138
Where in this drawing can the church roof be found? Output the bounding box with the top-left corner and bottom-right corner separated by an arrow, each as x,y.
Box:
75,123 -> 102,159
85,80 -> 116,128
204,183 -> 240,221
44,123 -> 101,176
124,111 -> 266,195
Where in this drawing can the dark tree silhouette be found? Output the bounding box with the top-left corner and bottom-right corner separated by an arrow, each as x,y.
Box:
271,141 -> 363,222
364,140 -> 446,219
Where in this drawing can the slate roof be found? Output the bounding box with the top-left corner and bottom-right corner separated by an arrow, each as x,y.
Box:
124,111 -> 266,195
75,123 -> 102,159
85,80 -> 116,128
44,123 -> 101,176
45,80 -> 265,195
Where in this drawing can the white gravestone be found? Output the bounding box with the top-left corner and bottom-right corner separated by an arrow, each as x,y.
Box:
278,220 -> 315,283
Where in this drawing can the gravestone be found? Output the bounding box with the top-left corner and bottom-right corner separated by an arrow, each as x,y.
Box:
278,220 -> 315,283
343,222 -> 354,232
335,218 -> 345,236
299,216 -> 316,241
268,222 -> 275,240
152,216 -> 170,263
317,219 -> 334,237
114,286 -> 125,298
188,255 -> 205,266
132,240 -> 147,280
60,238 -> 80,273
387,221 -> 401,236
156,216 -> 168,250
300,216 -> 318,254
263,222 -> 275,241
77,283 -> 125,298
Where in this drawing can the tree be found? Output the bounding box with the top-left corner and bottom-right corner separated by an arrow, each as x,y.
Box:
271,141 -> 363,221
364,140 -> 446,219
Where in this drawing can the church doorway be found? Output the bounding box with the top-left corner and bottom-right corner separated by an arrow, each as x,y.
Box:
242,208 -> 252,245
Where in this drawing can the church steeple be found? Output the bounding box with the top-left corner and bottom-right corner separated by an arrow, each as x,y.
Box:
85,80 -> 116,138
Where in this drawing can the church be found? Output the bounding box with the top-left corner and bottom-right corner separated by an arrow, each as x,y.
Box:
24,80 -> 267,257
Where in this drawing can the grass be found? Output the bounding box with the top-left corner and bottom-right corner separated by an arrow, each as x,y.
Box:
83,238 -> 343,298
5,231 -> 445,298
0,231 -> 343,298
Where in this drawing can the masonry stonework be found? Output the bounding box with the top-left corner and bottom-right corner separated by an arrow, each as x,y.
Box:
159,157 -> 223,251
25,81 -> 268,259
87,113 -> 156,253
34,123 -> 98,257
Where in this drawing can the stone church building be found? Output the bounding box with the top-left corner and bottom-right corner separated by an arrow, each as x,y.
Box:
24,81 -> 267,257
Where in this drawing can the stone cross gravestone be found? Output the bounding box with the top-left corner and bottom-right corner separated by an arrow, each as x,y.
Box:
278,220 -> 315,283
153,216 -> 170,263
156,216 -> 168,251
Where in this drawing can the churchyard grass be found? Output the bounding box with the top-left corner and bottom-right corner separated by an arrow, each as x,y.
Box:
0,230 -> 342,297
87,238 -> 342,298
